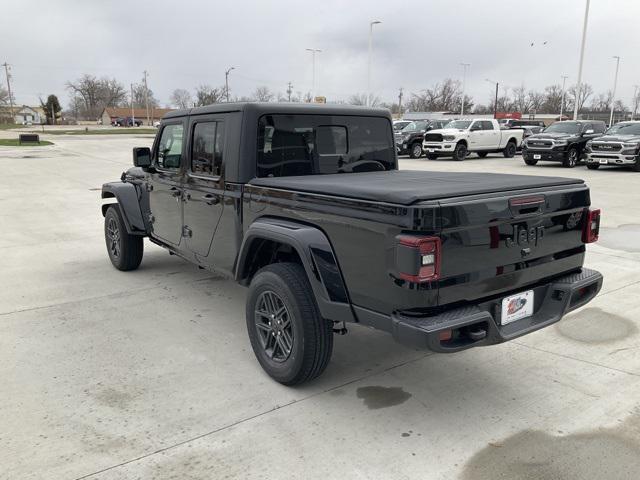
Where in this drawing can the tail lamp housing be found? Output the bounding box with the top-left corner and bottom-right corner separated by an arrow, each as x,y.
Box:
396,235 -> 441,283
582,208 -> 601,243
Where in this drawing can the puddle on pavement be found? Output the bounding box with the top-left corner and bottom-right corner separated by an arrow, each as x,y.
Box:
461,409 -> 640,480
598,224 -> 640,253
356,386 -> 411,409
556,307 -> 637,344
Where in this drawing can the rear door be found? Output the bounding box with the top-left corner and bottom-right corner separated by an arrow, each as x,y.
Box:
182,116 -> 226,258
148,121 -> 186,246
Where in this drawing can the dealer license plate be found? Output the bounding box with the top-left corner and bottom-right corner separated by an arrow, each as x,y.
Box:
599,159 -> 608,164
533,154 -> 541,160
427,148 -> 435,153
501,290 -> 534,325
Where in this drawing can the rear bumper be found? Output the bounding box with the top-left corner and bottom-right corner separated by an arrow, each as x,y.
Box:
358,268 -> 603,353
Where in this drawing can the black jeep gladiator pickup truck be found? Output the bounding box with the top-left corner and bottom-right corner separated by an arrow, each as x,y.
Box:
102,103 -> 603,385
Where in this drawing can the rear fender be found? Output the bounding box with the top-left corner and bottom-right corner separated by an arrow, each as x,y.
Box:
235,217 -> 356,323
101,182 -> 148,235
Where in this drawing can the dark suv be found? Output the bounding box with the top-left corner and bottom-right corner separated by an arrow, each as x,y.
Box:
396,119 -> 449,158
522,120 -> 606,168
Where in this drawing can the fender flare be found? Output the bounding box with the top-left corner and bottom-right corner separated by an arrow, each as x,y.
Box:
235,217 -> 356,324
101,182 -> 148,235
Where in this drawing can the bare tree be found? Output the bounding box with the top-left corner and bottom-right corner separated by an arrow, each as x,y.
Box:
348,93 -> 381,107
406,79 -> 467,112
590,91 -> 613,112
170,88 -> 193,109
131,83 -> 159,109
253,86 -> 275,102
0,85 -> 11,105
567,83 -> 593,114
512,85 -> 532,113
66,74 -> 127,119
541,84 -> 563,114
194,85 -> 225,106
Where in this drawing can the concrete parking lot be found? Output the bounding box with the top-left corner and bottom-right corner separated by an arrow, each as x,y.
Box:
2,131 -> 640,479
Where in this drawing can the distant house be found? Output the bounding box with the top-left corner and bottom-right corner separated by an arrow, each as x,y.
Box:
100,107 -> 176,125
0,105 -> 46,124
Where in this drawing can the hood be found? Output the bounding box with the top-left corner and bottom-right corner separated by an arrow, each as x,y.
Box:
592,134 -> 640,143
527,132 -> 578,141
427,128 -> 467,135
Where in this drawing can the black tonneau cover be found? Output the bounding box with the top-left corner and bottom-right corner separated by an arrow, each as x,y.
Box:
249,170 -> 584,205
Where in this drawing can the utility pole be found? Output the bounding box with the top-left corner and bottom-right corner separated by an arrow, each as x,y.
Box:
631,85 -> 639,121
130,83 -> 135,126
609,56 -> 620,127
367,20 -> 382,107
2,62 -> 15,121
142,70 -> 150,126
560,75 -> 568,120
305,48 -> 321,101
287,81 -> 293,102
397,87 -> 403,117
460,63 -> 470,116
573,0 -> 591,120
486,79 -> 499,119
225,67 -> 235,102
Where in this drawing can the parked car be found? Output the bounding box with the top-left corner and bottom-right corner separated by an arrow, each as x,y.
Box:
522,125 -> 544,138
422,119 -> 524,160
522,120 -> 606,168
112,117 -> 143,127
583,121 -> 640,171
393,120 -> 412,132
102,102 -> 603,385
500,119 -> 546,129
396,119 -> 449,158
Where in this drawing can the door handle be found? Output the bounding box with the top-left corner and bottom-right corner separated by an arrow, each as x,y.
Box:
204,194 -> 219,205
170,187 -> 182,198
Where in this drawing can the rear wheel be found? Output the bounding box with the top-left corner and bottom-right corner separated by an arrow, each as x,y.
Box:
524,157 -> 538,166
453,142 -> 467,161
104,205 -> 143,271
563,147 -> 579,168
586,163 -> 600,170
409,142 -> 423,158
477,151 -> 489,158
503,141 -> 517,158
634,156 -> 640,172
246,263 -> 333,385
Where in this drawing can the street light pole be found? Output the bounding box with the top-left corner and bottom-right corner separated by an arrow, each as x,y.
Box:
573,0 -> 591,120
460,63 -> 470,116
225,67 -> 235,102
609,56 -> 620,127
306,48 -> 321,102
367,20 -> 381,107
632,85 -> 639,121
560,75 -> 568,120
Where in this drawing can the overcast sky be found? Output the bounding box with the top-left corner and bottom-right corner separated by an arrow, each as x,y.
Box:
3,0 -> 640,110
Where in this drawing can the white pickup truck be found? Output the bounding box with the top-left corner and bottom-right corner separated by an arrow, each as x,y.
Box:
422,119 -> 524,161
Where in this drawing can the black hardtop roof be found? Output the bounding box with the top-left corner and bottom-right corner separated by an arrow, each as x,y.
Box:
163,102 -> 391,120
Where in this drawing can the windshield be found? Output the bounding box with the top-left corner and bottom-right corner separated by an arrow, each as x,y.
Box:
402,121 -> 427,132
393,121 -> 410,131
257,114 -> 395,177
444,120 -> 472,129
544,122 -> 582,134
606,122 -> 640,135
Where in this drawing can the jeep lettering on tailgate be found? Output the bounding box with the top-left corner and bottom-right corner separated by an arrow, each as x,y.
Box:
505,225 -> 545,248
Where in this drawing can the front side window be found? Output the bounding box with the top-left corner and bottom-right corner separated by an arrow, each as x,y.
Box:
191,121 -> 225,176
157,123 -> 184,169
257,114 -> 395,177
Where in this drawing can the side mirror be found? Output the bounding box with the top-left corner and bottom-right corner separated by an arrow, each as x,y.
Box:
583,129 -> 595,135
133,147 -> 151,168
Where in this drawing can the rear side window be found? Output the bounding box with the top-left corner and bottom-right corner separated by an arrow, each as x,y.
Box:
480,121 -> 495,130
157,124 -> 184,169
191,121 -> 225,176
257,114 -> 395,177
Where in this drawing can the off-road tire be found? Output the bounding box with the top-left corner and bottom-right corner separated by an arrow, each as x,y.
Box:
246,262 -> 333,386
104,205 -> 143,271
634,157 -> 640,172
586,163 -> 600,170
453,142 -> 467,161
524,157 -> 538,166
477,151 -> 489,158
409,142 -> 423,159
563,148 -> 579,168
503,141 -> 517,158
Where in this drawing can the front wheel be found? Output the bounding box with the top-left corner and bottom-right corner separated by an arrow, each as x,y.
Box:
563,148 -> 579,168
586,163 -> 600,170
634,157 -> 640,172
524,157 -> 538,166
453,142 -> 467,161
503,141 -> 517,158
426,153 -> 438,160
104,205 -> 143,271
409,142 -> 423,158
246,263 -> 333,385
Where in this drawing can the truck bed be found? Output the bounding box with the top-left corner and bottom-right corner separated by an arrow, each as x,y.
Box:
249,170 -> 583,205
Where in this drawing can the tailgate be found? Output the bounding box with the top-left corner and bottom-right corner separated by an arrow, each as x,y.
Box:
436,185 -> 590,305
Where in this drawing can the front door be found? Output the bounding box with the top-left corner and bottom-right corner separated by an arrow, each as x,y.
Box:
148,122 -> 185,246
183,118 -> 226,258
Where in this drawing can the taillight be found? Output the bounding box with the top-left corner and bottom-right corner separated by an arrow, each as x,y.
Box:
396,235 -> 441,283
582,208 -> 601,243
